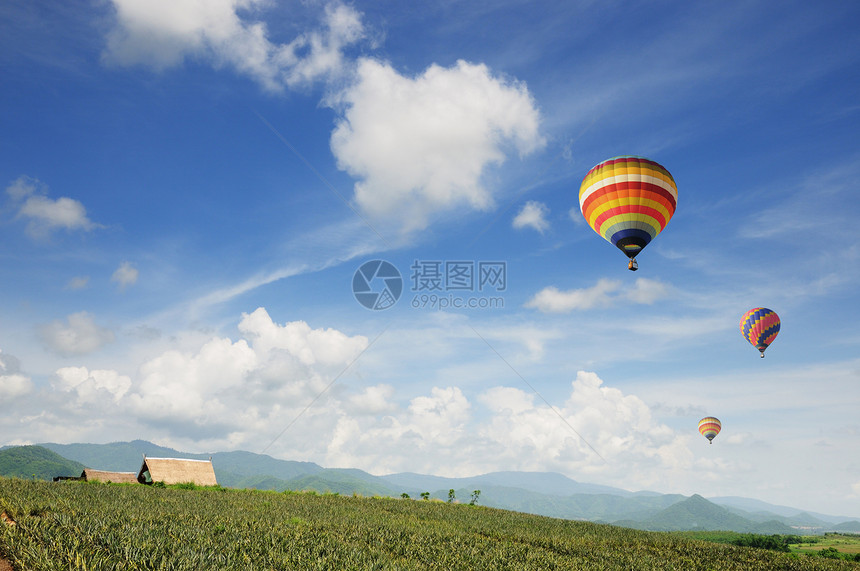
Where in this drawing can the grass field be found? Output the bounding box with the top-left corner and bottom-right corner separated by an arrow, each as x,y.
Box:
791,534 -> 860,557
1,476 -> 859,570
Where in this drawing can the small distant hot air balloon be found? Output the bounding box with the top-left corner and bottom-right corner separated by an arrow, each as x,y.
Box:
698,417 -> 721,444
740,307 -> 780,358
579,156 -> 677,271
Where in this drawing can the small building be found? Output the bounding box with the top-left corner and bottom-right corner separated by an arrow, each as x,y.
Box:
137,457 -> 217,486
81,469 -> 138,484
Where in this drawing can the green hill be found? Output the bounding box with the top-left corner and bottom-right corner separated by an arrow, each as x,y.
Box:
832,521 -> 860,533
0,446 -> 86,480
618,494 -> 796,534
0,476 -> 855,570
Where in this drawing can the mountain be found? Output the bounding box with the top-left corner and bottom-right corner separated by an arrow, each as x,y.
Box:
831,520 -> 860,533
381,470 -> 639,498
10,440 -> 856,533
709,495 -> 860,525
616,494 -> 796,533
0,445 -> 86,480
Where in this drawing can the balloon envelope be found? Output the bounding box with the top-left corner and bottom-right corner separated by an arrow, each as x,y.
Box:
698,417 -> 721,443
579,156 -> 677,261
740,307 -> 780,357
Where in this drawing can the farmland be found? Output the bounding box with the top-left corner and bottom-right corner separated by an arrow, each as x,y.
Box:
791,534 -> 860,558
1,477 -> 858,570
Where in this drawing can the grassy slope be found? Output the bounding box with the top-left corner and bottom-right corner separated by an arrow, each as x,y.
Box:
1,477 -> 858,570
0,447 -> 86,481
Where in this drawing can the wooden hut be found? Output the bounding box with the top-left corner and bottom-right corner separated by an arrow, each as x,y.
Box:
81,469 -> 138,484
137,457 -> 217,486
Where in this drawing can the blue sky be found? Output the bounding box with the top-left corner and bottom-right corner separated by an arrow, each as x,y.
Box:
2,0 -> 859,516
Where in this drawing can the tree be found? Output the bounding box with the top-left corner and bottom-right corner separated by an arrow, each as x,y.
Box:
400,493 -> 410,499
420,492 -> 430,501
469,490 -> 481,506
447,489 -> 456,503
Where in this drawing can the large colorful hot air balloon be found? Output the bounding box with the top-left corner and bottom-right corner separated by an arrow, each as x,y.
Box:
698,417 -> 721,444
740,307 -> 780,358
579,156 -> 677,271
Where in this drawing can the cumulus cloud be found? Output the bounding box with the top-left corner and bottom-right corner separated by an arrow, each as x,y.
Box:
346,384 -> 397,416
128,336 -> 258,423
6,176 -> 98,239
320,371 -> 694,487
512,201 -> 550,233
126,307 -> 369,427
103,0 -> 365,91
111,261 -> 139,290
5,307 -> 698,491
0,350 -> 32,400
330,58 -> 544,234
38,312 -> 116,356
55,366 -> 132,404
525,278 -> 670,313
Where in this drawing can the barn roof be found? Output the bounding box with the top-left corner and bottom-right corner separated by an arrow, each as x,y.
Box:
138,457 -> 217,486
81,469 -> 138,484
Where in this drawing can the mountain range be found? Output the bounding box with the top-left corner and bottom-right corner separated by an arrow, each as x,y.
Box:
2,440 -> 858,534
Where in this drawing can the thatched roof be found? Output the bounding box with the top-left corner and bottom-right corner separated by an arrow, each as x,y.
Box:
138,457 -> 217,486
81,469 -> 138,484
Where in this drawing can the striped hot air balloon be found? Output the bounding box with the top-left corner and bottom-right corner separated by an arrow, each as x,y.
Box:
740,307 -> 780,358
579,156 -> 677,271
698,417 -> 721,444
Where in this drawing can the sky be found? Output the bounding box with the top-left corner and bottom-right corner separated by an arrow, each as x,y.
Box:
1,0 -> 859,517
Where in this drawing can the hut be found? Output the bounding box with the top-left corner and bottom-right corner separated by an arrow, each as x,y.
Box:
81,469 -> 138,484
137,457 -> 217,486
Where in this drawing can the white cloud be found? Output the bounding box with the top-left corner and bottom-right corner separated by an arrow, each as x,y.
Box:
512,201 -> 550,233
6,176 -> 98,239
55,366 -> 132,404
525,278 -> 670,313
128,336 -> 258,422
525,279 -> 620,313
0,350 -> 32,400
330,58 -> 544,235
5,175 -> 40,201
103,0 -> 365,91
346,384 -> 397,416
126,307 -> 369,428
0,374 -> 32,400
318,371 -> 695,490
238,307 -> 368,367
274,3 -> 365,88
38,312 -> 116,356
111,261 -> 139,290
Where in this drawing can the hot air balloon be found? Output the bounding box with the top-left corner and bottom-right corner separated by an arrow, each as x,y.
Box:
740,307 -> 780,358
579,156 -> 677,271
698,417 -> 721,444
